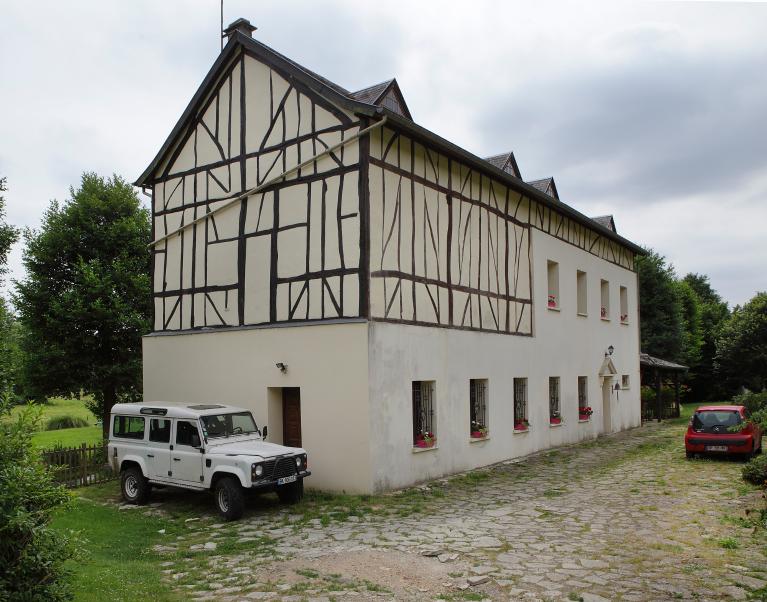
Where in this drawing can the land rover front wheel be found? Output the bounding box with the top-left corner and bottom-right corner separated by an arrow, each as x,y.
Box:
214,476 -> 245,521
277,479 -> 304,504
120,466 -> 151,505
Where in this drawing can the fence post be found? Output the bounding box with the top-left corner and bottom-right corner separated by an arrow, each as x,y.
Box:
81,443 -> 87,486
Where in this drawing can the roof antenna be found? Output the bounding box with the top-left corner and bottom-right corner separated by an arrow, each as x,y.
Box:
220,0 -> 224,51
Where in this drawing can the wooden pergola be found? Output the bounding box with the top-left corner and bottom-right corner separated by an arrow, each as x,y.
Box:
640,353 -> 689,421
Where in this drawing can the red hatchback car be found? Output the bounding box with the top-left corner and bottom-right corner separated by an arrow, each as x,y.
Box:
685,405 -> 763,459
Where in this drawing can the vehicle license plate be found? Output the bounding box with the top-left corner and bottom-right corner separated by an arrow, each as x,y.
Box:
277,474 -> 297,485
705,445 -> 728,452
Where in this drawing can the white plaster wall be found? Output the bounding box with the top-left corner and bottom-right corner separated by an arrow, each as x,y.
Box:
367,230 -> 640,492
143,321 -> 372,493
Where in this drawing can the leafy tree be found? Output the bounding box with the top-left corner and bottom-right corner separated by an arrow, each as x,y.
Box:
14,174 -> 151,438
0,178 -> 22,395
0,392 -> 74,601
674,279 -> 703,369
636,249 -> 684,363
0,178 -> 19,282
682,273 -> 730,401
715,292 -> 767,394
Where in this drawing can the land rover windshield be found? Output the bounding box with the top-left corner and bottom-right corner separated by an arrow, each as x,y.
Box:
200,412 -> 259,438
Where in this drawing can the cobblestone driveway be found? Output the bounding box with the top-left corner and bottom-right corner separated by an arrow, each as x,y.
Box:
145,421 -> 766,601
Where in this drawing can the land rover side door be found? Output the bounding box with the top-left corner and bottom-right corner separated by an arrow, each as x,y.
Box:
146,417 -> 172,478
171,419 -> 204,484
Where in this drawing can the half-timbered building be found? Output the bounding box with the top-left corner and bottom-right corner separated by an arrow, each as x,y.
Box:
137,19 -> 645,493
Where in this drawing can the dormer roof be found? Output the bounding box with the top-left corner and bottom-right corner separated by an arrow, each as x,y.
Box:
527,177 -> 559,201
484,152 -> 521,179
591,215 -> 617,233
350,79 -> 412,119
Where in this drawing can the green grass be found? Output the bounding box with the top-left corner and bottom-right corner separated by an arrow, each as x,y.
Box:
33,425 -> 102,449
5,397 -> 101,449
717,536 -> 740,550
52,497 -> 182,601
10,396 -> 96,425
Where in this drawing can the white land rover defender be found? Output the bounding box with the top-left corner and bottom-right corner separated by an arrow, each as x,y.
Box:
107,402 -> 310,520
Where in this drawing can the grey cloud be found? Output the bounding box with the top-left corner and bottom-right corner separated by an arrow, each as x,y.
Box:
476,39 -> 767,206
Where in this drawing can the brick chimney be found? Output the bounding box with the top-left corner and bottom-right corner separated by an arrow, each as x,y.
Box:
223,18 -> 256,43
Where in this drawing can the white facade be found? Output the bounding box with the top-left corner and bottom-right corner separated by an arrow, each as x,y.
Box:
140,24 -> 643,493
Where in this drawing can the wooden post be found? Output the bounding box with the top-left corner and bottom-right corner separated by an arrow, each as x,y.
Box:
81,443 -> 87,486
655,369 -> 662,422
674,372 -> 681,418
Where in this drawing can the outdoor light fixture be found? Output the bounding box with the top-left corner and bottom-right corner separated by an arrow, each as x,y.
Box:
275,362 -> 287,373
608,345 -> 615,356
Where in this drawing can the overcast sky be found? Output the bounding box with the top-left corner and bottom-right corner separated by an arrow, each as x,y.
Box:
1,0 -> 765,306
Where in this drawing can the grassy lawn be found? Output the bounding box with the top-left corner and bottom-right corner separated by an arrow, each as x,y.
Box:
6,397 -> 102,449
33,425 -> 102,449
52,496 -> 182,601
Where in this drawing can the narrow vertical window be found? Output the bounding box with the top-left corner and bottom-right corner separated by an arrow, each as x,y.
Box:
622,374 -> 630,389
600,279 -> 610,320
577,270 -> 587,316
549,377 -> 561,424
547,260 -> 560,310
620,286 -> 628,323
578,376 -> 592,421
413,381 -> 436,448
469,379 -> 489,438
513,378 -> 529,431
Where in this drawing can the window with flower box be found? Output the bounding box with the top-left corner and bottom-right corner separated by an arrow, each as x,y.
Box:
620,286 -> 629,323
600,279 -> 610,320
469,379 -> 489,438
547,260 -> 560,310
549,377 -> 561,424
513,378 -> 529,430
412,381 -> 436,448
578,376 -> 592,421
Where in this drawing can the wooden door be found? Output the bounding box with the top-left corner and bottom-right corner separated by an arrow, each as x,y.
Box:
282,388 -> 302,447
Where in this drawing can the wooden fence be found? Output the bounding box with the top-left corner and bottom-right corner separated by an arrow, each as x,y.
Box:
41,442 -> 116,488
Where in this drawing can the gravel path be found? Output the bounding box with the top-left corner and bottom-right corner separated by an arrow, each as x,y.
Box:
145,420 -> 766,601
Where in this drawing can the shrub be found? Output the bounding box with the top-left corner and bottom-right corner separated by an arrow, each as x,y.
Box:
46,415 -> 89,430
731,390 -> 767,414
742,454 -> 767,486
0,393 -> 74,601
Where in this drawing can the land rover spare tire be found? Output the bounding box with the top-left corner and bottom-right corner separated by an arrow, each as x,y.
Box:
214,476 -> 245,520
120,466 -> 151,505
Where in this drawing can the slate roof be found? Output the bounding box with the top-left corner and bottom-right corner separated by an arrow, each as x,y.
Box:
640,353 -> 688,372
135,25 -> 645,256
591,215 -> 616,233
350,80 -> 395,104
526,177 -> 559,200
483,152 -> 521,178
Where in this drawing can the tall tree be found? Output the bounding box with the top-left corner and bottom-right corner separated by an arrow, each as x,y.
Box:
0,177 -> 21,393
682,273 -> 730,401
14,173 -> 151,437
674,279 -> 703,368
715,292 -> 767,393
636,249 -> 685,362
0,178 -> 18,280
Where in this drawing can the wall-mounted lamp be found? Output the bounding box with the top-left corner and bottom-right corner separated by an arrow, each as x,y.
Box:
614,381 -> 621,400
275,362 -> 287,373
607,345 -> 615,356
